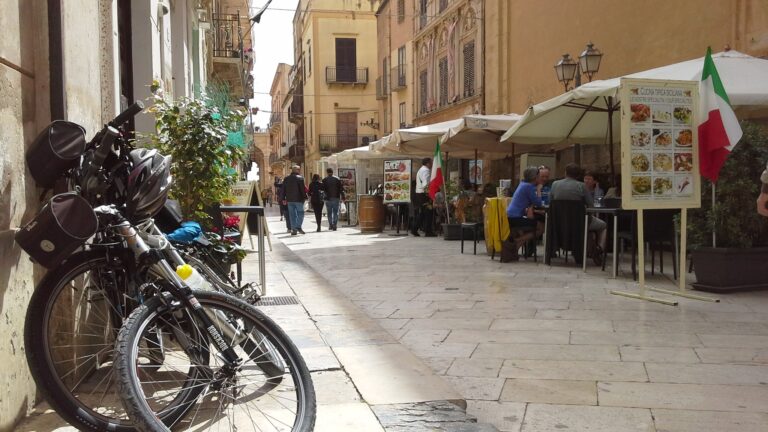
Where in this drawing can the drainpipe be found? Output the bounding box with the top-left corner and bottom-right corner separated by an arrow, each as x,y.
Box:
48,0 -> 65,119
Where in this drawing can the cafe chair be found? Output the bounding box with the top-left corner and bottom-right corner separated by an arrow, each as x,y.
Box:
617,209 -> 679,280
460,222 -> 482,255
545,200 -> 586,266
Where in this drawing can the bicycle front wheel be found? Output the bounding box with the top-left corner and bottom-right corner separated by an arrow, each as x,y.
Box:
114,290 -> 316,431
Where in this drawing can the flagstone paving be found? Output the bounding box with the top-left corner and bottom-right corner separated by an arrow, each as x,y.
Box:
271,208 -> 768,432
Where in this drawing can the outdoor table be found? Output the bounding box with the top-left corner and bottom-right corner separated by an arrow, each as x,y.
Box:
582,207 -> 622,279
483,197 -> 511,254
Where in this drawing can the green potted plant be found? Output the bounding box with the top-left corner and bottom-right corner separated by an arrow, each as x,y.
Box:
144,81 -> 246,225
688,121 -> 768,292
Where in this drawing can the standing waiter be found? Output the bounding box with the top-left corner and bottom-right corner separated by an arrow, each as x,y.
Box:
412,158 -> 436,237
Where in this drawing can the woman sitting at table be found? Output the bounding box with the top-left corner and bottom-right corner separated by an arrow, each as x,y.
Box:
506,167 -> 545,251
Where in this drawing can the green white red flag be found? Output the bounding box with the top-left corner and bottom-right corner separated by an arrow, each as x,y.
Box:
429,139 -> 444,199
698,47 -> 742,182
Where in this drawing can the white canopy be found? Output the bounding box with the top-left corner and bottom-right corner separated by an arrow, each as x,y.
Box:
501,50 -> 768,145
332,144 -> 406,163
373,114 -> 522,159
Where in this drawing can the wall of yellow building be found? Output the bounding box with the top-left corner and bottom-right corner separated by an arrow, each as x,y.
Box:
389,41 -> 415,129
485,0 -> 768,117
300,10 -> 380,174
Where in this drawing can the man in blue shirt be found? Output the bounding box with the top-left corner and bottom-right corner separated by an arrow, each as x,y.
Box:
506,167 -> 544,256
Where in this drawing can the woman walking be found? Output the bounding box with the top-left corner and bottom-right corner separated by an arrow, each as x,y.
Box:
308,174 -> 326,232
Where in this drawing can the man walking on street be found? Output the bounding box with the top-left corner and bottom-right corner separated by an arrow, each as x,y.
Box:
281,165 -> 307,235
413,158 -> 436,237
322,168 -> 345,230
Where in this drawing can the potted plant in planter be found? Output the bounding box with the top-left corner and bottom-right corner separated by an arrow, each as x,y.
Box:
438,179 -> 463,240
688,121 -> 768,292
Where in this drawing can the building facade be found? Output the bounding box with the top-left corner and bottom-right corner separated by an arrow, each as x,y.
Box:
412,0 -> 483,125
0,0 -> 232,428
291,0 -> 383,175
376,0 -> 417,134
484,0 -> 768,177
269,62 -> 292,179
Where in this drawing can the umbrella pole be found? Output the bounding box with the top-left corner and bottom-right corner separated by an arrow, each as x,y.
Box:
608,96 -> 616,181
712,181 -> 717,248
474,148 -> 479,186
511,143 -> 516,182
445,152 -> 451,224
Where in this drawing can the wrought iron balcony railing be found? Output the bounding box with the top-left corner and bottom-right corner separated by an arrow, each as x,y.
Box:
212,14 -> 242,58
318,134 -> 376,154
376,77 -> 388,99
325,67 -> 369,84
391,64 -> 407,90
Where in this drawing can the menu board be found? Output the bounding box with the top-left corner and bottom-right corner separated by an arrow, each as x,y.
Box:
338,168 -> 357,202
383,159 -> 412,203
620,78 -> 701,210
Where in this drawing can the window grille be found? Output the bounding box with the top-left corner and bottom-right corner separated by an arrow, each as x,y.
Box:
463,41 -> 475,98
439,57 -> 448,106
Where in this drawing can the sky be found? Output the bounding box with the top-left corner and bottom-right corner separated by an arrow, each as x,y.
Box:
248,0 -> 300,130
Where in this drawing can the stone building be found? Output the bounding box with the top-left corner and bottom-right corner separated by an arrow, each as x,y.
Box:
291,0 -> 383,175
484,0 -> 768,178
269,62 -> 293,179
412,0 -> 483,125
0,0 -> 229,429
376,0 -> 417,134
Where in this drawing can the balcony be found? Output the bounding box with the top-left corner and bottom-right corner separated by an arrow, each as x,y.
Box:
376,77 -> 388,100
318,134 -> 376,155
288,142 -> 305,163
212,14 -> 243,59
288,97 -> 303,124
325,67 -> 369,85
391,64 -> 407,90
269,153 -> 279,165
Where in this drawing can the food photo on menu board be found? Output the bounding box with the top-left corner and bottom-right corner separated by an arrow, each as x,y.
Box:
383,159 -> 412,203
627,84 -> 695,202
338,168 -> 357,202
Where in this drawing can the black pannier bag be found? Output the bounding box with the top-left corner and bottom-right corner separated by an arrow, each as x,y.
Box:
15,193 -> 98,268
26,120 -> 87,188
154,199 -> 184,233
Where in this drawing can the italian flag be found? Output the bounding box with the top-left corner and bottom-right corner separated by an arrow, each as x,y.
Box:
428,139 -> 444,200
698,47 -> 742,182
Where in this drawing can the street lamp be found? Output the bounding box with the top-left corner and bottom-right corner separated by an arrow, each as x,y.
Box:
554,42 -> 603,91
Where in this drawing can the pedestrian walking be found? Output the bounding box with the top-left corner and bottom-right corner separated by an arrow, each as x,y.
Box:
322,168 -> 345,231
280,165 -> 307,235
308,174 -> 325,231
412,157 -> 436,237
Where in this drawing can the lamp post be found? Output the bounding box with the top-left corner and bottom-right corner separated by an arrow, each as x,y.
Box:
554,42 -> 603,92
553,43 -> 604,167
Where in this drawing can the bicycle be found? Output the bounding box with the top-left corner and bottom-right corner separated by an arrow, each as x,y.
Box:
17,103 -> 315,431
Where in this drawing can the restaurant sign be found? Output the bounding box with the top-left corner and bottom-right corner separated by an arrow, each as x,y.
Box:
338,168 -> 357,202
383,159 -> 412,203
620,78 -> 701,210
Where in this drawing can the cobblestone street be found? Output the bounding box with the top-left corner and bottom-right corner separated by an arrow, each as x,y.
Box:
269,207 -> 768,432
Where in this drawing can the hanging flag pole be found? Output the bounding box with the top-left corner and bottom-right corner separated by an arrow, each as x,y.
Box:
429,139 -> 446,223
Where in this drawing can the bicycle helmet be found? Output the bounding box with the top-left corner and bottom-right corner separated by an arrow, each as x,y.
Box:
126,148 -> 172,222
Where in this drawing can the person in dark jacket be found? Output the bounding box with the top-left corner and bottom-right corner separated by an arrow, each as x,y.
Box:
280,165 -> 307,235
308,174 -> 325,231
275,178 -> 291,231
322,168 -> 346,231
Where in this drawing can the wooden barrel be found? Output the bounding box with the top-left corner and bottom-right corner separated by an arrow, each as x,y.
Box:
358,195 -> 386,233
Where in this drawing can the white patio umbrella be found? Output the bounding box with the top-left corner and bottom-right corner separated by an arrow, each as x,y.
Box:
501,50 -> 768,176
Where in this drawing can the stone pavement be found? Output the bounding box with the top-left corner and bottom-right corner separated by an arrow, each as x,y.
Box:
17,211 -> 495,431
271,207 -> 768,432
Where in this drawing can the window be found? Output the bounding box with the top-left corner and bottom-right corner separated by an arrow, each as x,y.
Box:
307,40 -> 312,75
463,41 -> 475,98
419,70 -> 428,114
382,57 -> 388,93
439,0 -> 448,13
335,38 -> 357,82
419,0 -> 427,29
396,46 -> 406,87
399,102 -> 406,128
438,56 -> 448,106
397,0 -> 405,22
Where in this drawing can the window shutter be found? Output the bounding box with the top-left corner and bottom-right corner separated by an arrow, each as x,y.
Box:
439,57 -> 448,107
419,70 -> 428,114
463,41 -> 475,98
397,0 -> 405,22
439,0 -> 448,13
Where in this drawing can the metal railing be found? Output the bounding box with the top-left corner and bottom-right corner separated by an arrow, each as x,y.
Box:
376,77 -> 388,99
325,67 -> 369,84
212,13 -> 242,58
391,64 -> 407,90
318,134 -> 376,154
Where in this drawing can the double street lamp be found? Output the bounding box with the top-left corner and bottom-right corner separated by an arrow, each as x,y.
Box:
554,42 -> 603,91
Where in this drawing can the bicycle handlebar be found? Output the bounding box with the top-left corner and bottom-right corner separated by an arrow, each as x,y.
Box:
110,101 -> 144,128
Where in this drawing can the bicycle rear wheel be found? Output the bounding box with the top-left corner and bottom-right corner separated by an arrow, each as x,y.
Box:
115,290 -> 316,431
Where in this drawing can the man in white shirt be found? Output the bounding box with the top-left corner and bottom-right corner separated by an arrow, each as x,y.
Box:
412,158 -> 435,236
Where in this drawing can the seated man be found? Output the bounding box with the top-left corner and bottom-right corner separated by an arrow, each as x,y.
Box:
506,167 -> 544,255
550,163 -> 608,265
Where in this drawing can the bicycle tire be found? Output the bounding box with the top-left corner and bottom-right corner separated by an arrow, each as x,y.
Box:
24,251 -> 205,431
115,290 -> 316,432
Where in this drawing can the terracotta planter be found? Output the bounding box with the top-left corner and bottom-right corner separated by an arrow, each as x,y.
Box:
691,247 -> 768,292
